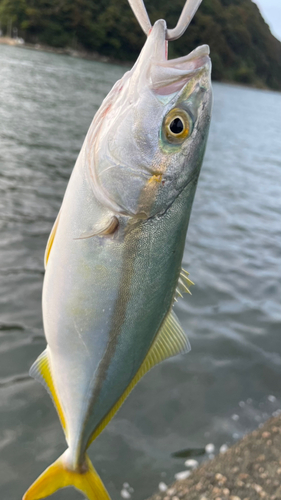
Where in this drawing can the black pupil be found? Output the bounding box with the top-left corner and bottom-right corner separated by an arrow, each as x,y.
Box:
169,117 -> 184,134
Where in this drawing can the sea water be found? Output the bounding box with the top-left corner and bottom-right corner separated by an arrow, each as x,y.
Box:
0,44 -> 280,500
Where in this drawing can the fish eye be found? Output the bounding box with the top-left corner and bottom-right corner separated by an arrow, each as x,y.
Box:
163,108 -> 192,143
169,117 -> 184,134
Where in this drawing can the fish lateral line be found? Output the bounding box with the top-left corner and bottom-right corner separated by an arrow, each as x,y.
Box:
86,308 -> 191,447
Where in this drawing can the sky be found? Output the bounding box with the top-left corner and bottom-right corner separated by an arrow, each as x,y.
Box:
253,0 -> 281,41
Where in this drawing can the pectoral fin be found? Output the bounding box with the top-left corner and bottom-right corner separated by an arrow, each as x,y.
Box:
74,216 -> 119,240
88,309 -> 190,446
30,349 -> 68,439
44,211 -> 60,269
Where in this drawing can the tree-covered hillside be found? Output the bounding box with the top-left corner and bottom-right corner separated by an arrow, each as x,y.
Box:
0,0 -> 281,90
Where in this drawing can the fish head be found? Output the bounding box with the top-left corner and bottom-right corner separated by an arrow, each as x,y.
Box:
87,19 -> 212,218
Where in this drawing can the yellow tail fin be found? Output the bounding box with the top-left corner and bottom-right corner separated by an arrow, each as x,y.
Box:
23,452 -> 111,500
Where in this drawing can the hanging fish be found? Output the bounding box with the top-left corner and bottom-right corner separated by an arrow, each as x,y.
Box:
23,1 -> 212,498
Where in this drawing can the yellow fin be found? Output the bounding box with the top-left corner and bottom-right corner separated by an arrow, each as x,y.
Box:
30,350 -> 67,439
88,309 -> 190,446
23,452 -> 110,500
44,211 -> 60,269
181,267 -> 194,287
174,268 -> 194,301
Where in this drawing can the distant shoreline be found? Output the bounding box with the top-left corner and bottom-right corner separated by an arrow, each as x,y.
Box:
0,36 -> 131,67
0,36 -> 276,92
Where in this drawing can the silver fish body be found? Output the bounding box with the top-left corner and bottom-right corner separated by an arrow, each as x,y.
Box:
24,19 -> 212,500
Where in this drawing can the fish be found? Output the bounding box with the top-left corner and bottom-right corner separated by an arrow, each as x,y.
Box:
171,447 -> 206,459
23,17 -> 212,500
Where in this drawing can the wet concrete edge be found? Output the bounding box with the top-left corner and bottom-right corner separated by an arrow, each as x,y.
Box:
146,415 -> 281,500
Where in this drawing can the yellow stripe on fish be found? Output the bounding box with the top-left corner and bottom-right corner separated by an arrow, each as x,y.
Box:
88,308 -> 190,446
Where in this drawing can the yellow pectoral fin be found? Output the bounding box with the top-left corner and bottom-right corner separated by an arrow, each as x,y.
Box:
44,210 -> 60,269
30,349 -> 67,439
23,452 -> 111,500
88,309 -> 190,446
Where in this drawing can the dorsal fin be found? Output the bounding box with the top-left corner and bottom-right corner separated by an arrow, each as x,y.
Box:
30,349 -> 68,440
44,211 -> 61,269
174,267 -> 194,302
87,309 -> 190,447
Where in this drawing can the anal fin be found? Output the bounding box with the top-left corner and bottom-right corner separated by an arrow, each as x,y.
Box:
30,349 -> 68,439
88,309 -> 190,446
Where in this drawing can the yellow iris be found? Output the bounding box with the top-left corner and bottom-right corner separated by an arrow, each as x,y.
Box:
163,108 -> 191,143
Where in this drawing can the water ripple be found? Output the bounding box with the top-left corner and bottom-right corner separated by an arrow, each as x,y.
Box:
0,45 -> 280,500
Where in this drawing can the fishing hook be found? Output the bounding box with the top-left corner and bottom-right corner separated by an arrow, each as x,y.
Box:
127,0 -> 202,41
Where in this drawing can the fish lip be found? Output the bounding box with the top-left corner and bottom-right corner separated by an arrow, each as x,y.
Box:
164,50 -> 211,75
136,20 -> 211,94
150,44 -> 211,95
160,44 -> 210,67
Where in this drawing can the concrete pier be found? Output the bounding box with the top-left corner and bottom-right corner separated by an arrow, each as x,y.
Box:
146,415 -> 281,500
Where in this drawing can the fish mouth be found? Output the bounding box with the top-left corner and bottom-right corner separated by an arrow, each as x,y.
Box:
147,20 -> 211,96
